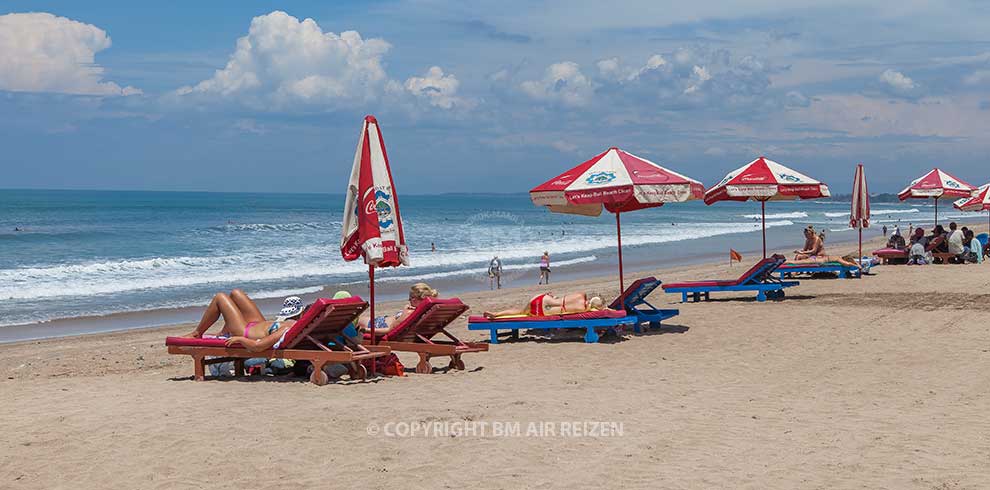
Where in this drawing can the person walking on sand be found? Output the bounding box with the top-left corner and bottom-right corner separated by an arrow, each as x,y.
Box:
882,225 -> 888,237
488,256 -> 503,290
538,251 -> 551,285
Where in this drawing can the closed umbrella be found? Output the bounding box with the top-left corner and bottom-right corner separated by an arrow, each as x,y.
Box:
531,147 -> 704,293
341,115 -> 409,346
850,164 -> 870,269
705,156 -> 830,258
898,168 -> 976,225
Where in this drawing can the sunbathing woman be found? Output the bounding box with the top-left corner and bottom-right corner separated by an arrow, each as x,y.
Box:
356,283 -> 439,335
483,292 -> 607,319
183,291 -> 307,352
794,226 -> 824,260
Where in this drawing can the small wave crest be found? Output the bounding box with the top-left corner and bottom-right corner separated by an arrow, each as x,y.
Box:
741,211 -> 808,219
206,222 -> 335,233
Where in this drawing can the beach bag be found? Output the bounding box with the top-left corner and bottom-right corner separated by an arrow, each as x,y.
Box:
362,352 -> 405,376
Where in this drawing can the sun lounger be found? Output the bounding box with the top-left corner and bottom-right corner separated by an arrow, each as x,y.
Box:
467,309 -> 631,344
777,262 -> 861,279
467,278 -> 679,343
364,297 -> 488,374
166,296 -> 390,385
661,255 -> 798,302
873,248 -> 908,265
608,276 -> 680,333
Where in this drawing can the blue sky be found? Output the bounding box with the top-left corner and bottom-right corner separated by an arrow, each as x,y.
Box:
2,1 -> 989,194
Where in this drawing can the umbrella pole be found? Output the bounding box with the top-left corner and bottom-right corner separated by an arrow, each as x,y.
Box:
616,212 -> 624,294
368,264 -> 376,375
858,225 -> 863,278
934,197 -> 939,225
761,200 -> 767,259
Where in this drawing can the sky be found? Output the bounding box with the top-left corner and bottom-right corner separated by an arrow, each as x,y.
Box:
1,1 -> 989,194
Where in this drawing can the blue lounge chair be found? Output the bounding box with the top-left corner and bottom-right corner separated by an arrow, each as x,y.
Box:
467,277 -> 679,344
662,255 -> 798,302
608,276 -> 680,333
776,262 -> 861,279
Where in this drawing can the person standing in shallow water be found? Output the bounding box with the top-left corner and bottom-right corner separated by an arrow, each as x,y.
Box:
538,251 -> 551,285
488,256 -> 503,290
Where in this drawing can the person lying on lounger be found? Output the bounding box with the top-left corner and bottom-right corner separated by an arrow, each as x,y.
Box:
482,292 -> 607,319
183,292 -> 308,351
788,254 -> 860,268
356,282 -> 439,335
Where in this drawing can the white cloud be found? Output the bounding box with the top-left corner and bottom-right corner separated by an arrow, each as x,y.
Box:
0,12 -> 140,96
590,49 -> 772,109
598,54 -> 669,82
879,69 -> 916,91
963,70 -> 990,86
404,66 -> 465,109
176,11 -> 391,108
519,62 -> 594,107
683,65 -> 712,94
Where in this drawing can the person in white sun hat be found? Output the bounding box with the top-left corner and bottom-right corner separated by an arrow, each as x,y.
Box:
183,292 -> 308,351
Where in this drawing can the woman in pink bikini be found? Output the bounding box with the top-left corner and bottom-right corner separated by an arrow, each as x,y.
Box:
482,292 -> 606,319
182,291 -> 306,350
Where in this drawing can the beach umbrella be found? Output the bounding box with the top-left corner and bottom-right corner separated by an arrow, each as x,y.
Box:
341,115 -> 409,346
705,156 -> 830,258
954,183 -> 990,231
850,164 -> 870,270
897,168 -> 976,225
531,146 -> 704,293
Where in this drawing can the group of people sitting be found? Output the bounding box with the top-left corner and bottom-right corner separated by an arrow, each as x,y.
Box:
898,221 -> 984,264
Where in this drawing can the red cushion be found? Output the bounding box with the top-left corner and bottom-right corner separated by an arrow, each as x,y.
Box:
362,297 -> 468,340
873,248 -> 907,257
279,296 -> 365,348
467,309 -> 626,324
166,336 -> 230,347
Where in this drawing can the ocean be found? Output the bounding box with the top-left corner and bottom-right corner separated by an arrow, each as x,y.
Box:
0,189 -> 967,341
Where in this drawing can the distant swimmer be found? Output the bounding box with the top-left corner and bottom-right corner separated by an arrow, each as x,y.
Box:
13,227 -> 21,232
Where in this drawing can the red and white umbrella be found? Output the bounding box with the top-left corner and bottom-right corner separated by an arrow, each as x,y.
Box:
705,156 -> 830,258
954,183 -> 990,231
341,115 -> 409,343
898,168 -> 976,225
531,146 -> 704,292
850,163 -> 870,267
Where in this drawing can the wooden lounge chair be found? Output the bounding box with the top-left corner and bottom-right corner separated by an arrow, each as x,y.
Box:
873,248 -> 908,265
364,297 -> 488,374
662,255 -> 798,302
608,276 -> 680,332
777,262 -> 861,279
166,296 -> 390,385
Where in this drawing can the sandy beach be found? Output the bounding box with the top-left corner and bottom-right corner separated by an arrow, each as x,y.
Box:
3,233 -> 989,489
